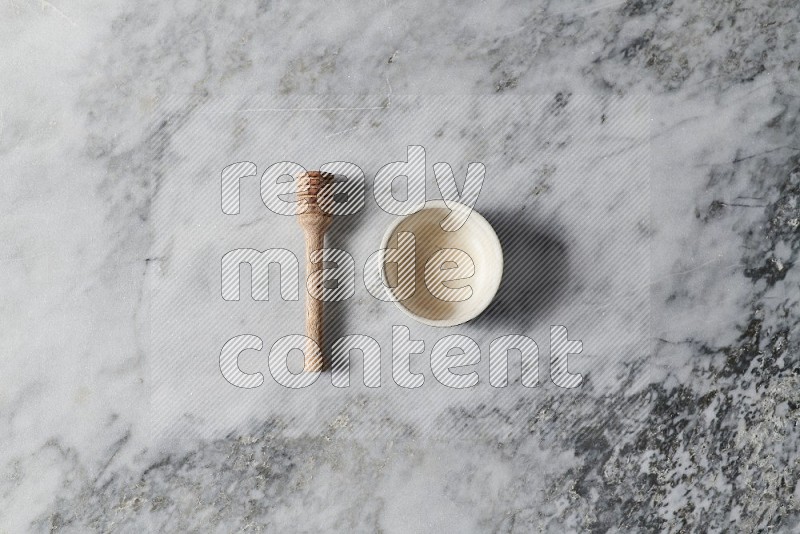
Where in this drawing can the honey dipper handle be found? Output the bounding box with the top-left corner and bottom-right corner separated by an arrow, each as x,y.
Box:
296,170 -> 333,373
303,227 -> 325,372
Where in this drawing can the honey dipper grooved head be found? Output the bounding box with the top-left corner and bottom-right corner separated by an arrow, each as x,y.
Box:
297,171 -> 334,214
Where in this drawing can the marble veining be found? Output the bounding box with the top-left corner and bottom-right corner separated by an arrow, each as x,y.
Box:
1,0 -> 799,532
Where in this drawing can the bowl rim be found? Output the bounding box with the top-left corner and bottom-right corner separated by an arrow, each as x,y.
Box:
378,199 -> 504,327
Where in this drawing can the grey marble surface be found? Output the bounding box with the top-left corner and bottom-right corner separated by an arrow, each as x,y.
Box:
2,0 -> 799,532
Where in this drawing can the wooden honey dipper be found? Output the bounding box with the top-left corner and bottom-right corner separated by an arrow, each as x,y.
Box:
296,171 -> 334,372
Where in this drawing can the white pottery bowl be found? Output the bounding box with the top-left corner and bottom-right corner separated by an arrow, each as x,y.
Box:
380,200 -> 503,327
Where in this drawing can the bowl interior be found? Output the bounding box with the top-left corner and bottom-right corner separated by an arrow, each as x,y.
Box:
382,203 -> 503,326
